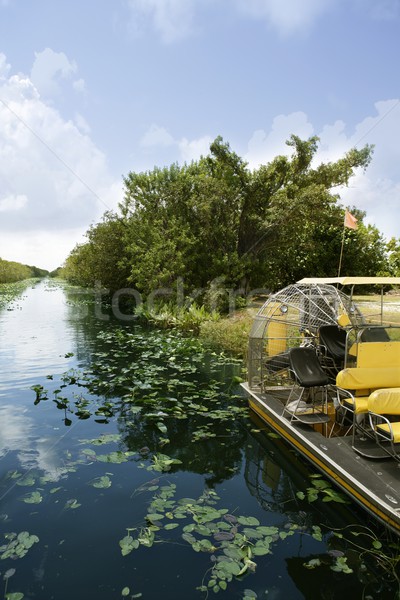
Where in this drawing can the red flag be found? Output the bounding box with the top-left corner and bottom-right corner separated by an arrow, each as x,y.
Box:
344,210 -> 358,230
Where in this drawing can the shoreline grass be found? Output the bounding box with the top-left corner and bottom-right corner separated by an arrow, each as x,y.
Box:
199,309 -> 254,358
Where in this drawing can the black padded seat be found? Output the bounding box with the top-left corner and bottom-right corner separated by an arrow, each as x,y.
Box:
283,347 -> 331,427
318,325 -> 347,362
360,326 -> 390,342
289,347 -> 330,388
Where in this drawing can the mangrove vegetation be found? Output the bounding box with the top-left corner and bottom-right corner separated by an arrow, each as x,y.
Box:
0,257 -> 49,284
62,135 -> 400,305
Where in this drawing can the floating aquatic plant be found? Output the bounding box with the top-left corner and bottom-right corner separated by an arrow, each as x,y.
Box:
296,474 -> 349,504
119,485 -> 304,594
0,532 -> 39,560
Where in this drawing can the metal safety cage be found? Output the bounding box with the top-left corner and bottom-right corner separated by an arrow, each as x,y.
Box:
247,283 -> 362,391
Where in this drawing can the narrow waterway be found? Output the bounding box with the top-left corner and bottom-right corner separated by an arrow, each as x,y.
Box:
0,280 -> 395,600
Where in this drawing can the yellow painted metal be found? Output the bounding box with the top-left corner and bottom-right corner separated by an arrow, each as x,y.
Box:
248,398 -> 400,533
356,342 -> 400,368
267,320 -> 287,357
297,277 -> 400,285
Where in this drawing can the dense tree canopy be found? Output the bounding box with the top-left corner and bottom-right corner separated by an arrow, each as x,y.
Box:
62,135 -> 396,302
0,258 -> 48,283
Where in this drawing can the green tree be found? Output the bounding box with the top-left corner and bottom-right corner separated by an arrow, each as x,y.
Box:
0,258 -> 34,283
64,135 -> 381,301
120,135 -> 374,294
387,237 -> 400,276
62,212 -> 130,291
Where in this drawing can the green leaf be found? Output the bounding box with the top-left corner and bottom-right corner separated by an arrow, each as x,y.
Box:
156,421 -> 168,434
312,479 -> 330,490
5,593 -> 24,600
243,590 -> 258,599
223,546 -> 244,561
256,526 -> 278,536
91,476 -> 112,489
252,546 -> 270,556
237,516 -> 260,526
16,475 -> 35,487
216,560 -> 242,576
21,491 -> 42,504
65,499 -> 81,510
146,513 -> 164,521
303,558 -> 321,569
121,587 -> 130,597
119,535 -> 139,556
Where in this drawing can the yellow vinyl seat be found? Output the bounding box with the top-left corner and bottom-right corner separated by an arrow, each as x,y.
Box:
335,368 -> 400,455
336,367 -> 400,392
368,388 -> 400,459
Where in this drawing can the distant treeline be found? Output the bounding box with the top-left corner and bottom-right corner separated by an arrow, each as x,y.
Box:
61,135 -> 400,308
0,257 -> 49,284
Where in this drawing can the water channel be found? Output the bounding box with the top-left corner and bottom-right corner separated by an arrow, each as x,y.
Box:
0,280 -> 396,599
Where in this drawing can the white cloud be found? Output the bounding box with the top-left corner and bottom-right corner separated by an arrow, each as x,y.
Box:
334,99 -> 400,239
141,123 -> 175,147
140,123 -> 212,164
244,100 -> 400,241
0,53 -> 11,79
246,111 -> 314,167
0,53 -> 123,270
178,135 -> 214,162
0,193 -> 28,212
235,0 -> 399,34
0,404 -> 68,479
74,112 -> 91,135
0,228 -> 88,270
73,78 -> 86,93
236,0 -> 334,35
30,48 -> 80,97
127,0 -> 197,43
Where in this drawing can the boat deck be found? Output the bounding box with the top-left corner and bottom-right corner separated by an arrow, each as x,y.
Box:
242,383 -> 400,533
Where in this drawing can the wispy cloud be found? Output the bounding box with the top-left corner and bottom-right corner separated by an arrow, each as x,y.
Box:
0,52 -> 122,269
127,0 -> 197,43
140,122 -> 212,163
246,112 -> 315,167
359,0 -> 400,20
125,0 -> 399,41
30,47 -> 84,98
0,193 -> 28,212
235,0 -> 334,35
244,100 -> 400,239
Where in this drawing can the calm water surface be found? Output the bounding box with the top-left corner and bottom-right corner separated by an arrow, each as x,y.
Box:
0,280 -> 395,599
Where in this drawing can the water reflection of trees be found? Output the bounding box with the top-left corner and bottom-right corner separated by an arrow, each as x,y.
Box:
242,416 -> 400,599
62,285 -> 248,485
118,409 -> 247,486
243,413 -> 365,531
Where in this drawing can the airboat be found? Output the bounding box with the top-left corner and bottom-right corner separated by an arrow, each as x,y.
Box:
242,277 -> 400,534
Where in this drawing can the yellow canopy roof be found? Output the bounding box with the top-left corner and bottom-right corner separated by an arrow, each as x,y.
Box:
297,277 -> 400,285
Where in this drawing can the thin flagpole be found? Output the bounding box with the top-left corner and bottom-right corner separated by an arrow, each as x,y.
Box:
337,222 -> 346,277
337,211 -> 347,277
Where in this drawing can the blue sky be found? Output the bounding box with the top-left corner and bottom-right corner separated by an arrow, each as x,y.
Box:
0,0 -> 399,270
